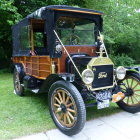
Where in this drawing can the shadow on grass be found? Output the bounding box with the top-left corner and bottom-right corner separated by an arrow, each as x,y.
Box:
24,90 -> 49,107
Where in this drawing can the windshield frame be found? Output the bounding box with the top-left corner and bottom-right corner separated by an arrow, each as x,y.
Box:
56,16 -> 97,46
54,11 -> 102,46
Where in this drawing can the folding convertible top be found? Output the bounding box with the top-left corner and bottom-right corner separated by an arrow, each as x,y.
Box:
27,5 -> 103,19
12,5 -> 103,57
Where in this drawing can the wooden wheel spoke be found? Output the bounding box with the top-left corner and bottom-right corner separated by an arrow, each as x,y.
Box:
66,103 -> 74,108
66,113 -> 71,124
63,92 -> 65,103
67,111 -> 74,121
126,79 -> 130,87
134,89 -> 140,92
67,108 -> 76,113
54,97 -> 61,104
132,83 -> 139,90
133,95 -> 140,103
134,93 -> 140,96
65,96 -> 70,104
131,79 -> 134,88
131,96 -> 134,104
54,103 -> 60,107
58,92 -> 63,102
59,113 -> 64,120
64,114 -> 66,124
127,97 -> 130,104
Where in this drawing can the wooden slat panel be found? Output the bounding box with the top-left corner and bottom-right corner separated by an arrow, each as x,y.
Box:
12,56 -> 52,79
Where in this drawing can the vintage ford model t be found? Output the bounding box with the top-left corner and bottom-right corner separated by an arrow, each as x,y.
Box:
12,5 -> 140,135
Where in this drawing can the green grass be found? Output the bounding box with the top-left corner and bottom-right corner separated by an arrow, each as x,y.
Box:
0,71 -> 122,139
0,71 -> 55,139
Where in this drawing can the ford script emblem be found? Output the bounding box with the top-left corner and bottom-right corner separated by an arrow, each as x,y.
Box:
98,72 -> 107,79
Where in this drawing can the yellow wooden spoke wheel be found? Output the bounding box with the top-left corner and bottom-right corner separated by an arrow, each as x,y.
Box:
48,80 -> 86,136
117,73 -> 140,113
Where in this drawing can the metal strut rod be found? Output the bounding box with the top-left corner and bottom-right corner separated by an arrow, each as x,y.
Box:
53,30 -> 82,78
98,31 -> 109,57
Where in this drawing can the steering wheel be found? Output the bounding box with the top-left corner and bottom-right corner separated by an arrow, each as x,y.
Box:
64,34 -> 80,45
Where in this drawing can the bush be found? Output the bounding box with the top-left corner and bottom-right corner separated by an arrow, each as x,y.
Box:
110,53 -> 135,67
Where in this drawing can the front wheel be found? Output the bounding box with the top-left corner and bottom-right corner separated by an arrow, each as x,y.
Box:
117,72 -> 140,113
48,80 -> 86,136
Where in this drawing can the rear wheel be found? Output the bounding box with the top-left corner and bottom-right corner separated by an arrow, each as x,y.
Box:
48,80 -> 86,136
117,73 -> 140,113
13,68 -> 24,96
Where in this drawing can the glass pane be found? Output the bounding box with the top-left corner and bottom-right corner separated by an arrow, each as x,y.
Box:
34,32 -> 44,47
20,26 -> 30,50
56,16 -> 95,45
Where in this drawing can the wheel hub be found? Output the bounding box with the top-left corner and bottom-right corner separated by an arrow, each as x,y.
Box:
60,103 -> 67,113
126,88 -> 134,96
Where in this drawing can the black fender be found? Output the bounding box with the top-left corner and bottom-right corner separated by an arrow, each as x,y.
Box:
14,63 -> 25,83
39,73 -> 75,93
126,69 -> 140,77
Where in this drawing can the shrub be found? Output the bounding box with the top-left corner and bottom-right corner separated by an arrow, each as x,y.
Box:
109,53 -> 135,67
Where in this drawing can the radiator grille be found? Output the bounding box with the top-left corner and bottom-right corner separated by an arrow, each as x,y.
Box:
92,65 -> 113,89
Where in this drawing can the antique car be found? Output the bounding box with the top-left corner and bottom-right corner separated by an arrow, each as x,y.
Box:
12,5 -> 140,135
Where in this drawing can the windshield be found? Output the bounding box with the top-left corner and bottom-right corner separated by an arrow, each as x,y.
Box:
56,16 -> 95,46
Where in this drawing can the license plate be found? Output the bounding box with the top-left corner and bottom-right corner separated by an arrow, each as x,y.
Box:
96,91 -> 112,101
97,99 -> 110,109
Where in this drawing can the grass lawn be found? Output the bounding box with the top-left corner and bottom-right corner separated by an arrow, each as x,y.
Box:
0,70 -> 122,140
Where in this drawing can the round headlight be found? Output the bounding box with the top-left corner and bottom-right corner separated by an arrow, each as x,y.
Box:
82,69 -> 94,84
116,66 -> 126,80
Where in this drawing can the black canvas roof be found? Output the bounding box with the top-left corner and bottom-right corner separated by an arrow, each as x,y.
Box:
12,5 -> 103,57
26,5 -> 103,20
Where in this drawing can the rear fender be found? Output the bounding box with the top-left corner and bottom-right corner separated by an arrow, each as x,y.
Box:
14,63 -> 25,83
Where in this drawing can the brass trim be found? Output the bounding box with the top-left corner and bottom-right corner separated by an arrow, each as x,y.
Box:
85,57 -> 114,91
87,57 -> 114,69
82,69 -> 94,85
51,61 -> 56,74
87,84 -> 114,91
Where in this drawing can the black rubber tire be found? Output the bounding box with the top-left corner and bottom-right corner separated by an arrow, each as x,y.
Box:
117,72 -> 140,113
13,68 -> 24,96
48,80 -> 86,136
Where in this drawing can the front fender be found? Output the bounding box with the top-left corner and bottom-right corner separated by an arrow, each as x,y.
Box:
39,73 -> 75,93
126,68 -> 140,77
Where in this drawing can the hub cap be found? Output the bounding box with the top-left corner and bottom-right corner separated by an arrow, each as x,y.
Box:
52,89 -> 77,128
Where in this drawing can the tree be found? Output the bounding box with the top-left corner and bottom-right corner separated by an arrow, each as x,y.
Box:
85,0 -> 140,64
0,0 -> 87,69
0,0 -> 21,68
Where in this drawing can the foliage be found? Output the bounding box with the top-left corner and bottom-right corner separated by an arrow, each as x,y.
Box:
0,0 -> 140,68
85,0 -> 140,63
110,53 -> 135,66
0,0 -> 22,68
13,0 -> 86,17
0,0 -> 87,69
